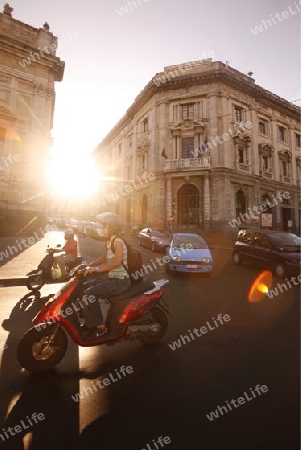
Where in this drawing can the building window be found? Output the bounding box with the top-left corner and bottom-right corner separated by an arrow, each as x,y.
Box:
138,153 -> 147,171
278,126 -> 286,142
182,104 -> 194,120
262,156 -> 268,170
126,165 -> 132,181
234,105 -> 243,122
182,137 -> 194,158
238,147 -> 245,163
143,118 -> 148,132
128,134 -> 132,147
259,119 -> 268,135
282,160 -> 287,176
296,133 -> 301,148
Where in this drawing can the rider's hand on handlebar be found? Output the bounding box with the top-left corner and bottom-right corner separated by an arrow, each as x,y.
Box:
84,266 -> 99,276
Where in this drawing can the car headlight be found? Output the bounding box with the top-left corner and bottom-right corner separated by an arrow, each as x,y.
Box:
201,257 -> 212,263
172,256 -> 181,261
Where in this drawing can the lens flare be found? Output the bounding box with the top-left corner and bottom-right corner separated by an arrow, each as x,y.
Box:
248,270 -> 273,302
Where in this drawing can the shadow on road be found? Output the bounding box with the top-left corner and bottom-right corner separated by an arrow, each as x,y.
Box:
0,290 -> 81,450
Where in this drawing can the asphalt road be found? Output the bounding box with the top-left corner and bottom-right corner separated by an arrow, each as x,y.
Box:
0,232 -> 299,450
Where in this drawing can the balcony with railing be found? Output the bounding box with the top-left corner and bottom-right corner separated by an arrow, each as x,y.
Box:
163,157 -> 211,171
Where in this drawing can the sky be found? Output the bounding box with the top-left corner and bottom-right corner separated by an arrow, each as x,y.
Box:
4,0 -> 301,159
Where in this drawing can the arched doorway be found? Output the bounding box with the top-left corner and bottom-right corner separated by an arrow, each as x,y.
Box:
236,189 -> 246,218
141,194 -> 148,225
177,184 -> 199,227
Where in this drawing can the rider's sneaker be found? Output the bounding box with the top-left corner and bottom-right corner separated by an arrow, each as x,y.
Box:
82,324 -> 107,339
95,325 -> 108,337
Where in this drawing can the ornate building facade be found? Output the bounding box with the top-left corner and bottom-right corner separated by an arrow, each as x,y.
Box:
0,4 -> 64,233
94,58 -> 301,234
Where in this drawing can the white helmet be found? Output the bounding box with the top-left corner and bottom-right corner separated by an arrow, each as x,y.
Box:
64,229 -> 74,240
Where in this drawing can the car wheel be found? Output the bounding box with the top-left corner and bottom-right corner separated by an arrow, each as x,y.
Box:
151,242 -> 156,252
232,251 -> 242,265
274,262 -> 287,279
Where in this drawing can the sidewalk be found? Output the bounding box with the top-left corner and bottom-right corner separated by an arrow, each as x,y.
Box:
0,231 -> 67,281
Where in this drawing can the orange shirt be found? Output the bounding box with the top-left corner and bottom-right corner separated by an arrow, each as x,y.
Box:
63,238 -> 78,258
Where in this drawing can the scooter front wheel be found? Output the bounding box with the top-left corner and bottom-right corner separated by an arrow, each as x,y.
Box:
17,324 -> 68,372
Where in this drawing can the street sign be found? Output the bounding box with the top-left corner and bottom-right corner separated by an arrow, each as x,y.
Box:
261,213 -> 272,227
169,215 -> 174,221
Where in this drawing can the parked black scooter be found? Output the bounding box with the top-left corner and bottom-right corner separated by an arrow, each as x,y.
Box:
26,245 -> 86,291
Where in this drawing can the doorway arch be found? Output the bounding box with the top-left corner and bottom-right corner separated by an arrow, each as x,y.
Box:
236,189 -> 246,218
177,184 -> 199,227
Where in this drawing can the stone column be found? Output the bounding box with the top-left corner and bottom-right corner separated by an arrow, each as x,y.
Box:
172,130 -> 180,159
233,136 -> 239,170
246,138 -> 251,168
166,176 -> 172,219
173,135 -> 177,159
203,175 -> 210,227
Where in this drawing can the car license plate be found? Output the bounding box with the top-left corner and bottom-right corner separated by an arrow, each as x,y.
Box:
186,264 -> 197,269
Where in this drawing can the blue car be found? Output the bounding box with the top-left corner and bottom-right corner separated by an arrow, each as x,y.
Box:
166,233 -> 213,275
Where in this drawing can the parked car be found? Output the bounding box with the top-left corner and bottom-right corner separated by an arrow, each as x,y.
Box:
166,233 -> 213,275
65,218 -> 80,233
77,220 -> 90,236
232,229 -> 301,279
86,221 -> 104,240
137,228 -> 170,252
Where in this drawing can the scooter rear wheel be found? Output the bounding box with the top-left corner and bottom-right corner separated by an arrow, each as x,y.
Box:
17,324 -> 68,372
139,307 -> 168,345
26,274 -> 45,291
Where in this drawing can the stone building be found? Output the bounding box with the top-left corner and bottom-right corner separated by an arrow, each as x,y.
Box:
0,4 -> 64,233
94,58 -> 301,234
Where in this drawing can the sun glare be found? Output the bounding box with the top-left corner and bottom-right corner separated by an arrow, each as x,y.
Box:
46,152 -> 100,199
248,270 -> 273,303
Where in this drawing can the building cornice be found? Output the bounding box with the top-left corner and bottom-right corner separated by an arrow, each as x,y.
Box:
97,60 -> 300,149
0,34 -> 65,81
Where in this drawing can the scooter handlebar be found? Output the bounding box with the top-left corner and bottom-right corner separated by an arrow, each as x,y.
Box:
46,247 -> 62,254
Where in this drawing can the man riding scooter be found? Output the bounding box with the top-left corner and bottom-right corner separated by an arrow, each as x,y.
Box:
53,229 -> 78,280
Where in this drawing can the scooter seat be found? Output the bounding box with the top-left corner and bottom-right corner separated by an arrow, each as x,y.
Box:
108,279 -> 155,301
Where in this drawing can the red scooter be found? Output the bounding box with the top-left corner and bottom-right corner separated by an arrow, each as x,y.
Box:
17,265 -> 170,373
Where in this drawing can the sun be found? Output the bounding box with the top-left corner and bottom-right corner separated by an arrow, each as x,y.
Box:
46,152 -> 100,199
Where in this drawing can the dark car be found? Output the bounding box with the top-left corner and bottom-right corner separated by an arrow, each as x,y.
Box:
232,229 -> 301,279
137,227 -> 170,252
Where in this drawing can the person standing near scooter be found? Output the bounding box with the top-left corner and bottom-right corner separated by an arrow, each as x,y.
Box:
53,229 -> 78,279
81,212 -> 131,338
